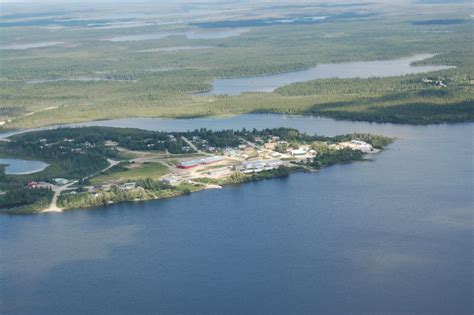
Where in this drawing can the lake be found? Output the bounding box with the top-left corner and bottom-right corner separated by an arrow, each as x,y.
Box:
1,114 -> 472,313
201,54 -> 454,95
0,158 -> 48,175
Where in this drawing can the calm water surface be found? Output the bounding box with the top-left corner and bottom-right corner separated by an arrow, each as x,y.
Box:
202,54 -> 454,95
0,158 -> 48,175
1,115 -> 472,313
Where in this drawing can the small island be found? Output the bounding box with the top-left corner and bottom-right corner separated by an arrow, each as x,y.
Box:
0,127 -> 394,214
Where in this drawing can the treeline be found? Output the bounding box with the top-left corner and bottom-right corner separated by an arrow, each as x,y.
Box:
304,96 -> 473,125
238,127 -> 394,148
5,126 -> 394,161
275,75 -> 453,97
0,187 -> 53,214
7,127 -> 193,164
308,148 -> 364,169
324,133 -> 394,149
57,178 -> 189,210
177,127 -> 394,149
179,128 -> 242,148
2,141 -> 110,179
223,166 -> 294,184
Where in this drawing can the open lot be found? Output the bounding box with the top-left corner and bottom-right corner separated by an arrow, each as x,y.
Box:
90,162 -> 169,185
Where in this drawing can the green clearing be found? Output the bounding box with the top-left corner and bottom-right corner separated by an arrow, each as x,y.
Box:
90,162 -> 169,184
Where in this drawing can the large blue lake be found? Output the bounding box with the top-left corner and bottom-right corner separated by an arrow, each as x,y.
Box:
1,115 -> 472,313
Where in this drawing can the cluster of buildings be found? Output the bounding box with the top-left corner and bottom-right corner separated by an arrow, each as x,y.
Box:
235,160 -> 284,174
27,178 -> 67,189
331,140 -> 373,153
422,78 -> 447,87
53,178 -> 69,185
117,182 -> 137,191
161,177 -> 180,185
27,181 -> 53,189
177,156 -> 222,169
172,136 -> 374,182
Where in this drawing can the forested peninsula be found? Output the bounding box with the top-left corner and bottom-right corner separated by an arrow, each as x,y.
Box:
0,127 -> 393,214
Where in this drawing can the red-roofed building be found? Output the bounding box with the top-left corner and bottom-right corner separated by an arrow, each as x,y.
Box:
27,181 -> 38,189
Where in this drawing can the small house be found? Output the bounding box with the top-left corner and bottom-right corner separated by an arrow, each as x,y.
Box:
27,181 -> 38,189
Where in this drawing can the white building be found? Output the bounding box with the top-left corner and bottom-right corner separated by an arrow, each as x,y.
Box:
161,177 -> 179,185
118,182 -> 136,191
291,149 -> 306,156
350,140 -> 373,153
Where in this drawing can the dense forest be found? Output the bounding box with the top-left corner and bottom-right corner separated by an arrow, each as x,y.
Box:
308,148 -> 364,169
57,178 -> 188,210
0,9 -> 472,128
0,186 -> 53,215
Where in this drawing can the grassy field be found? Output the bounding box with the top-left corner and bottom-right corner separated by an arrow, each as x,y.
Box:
90,162 -> 169,184
0,1 -> 472,128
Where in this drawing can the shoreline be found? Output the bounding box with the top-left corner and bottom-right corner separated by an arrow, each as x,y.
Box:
41,167 -> 305,214
198,53 -> 454,95
43,154 -> 383,214
0,124 -> 394,215
2,113 -> 473,141
42,183 -> 225,214
40,159 -> 375,214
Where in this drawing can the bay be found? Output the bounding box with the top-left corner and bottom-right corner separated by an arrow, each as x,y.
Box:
1,114 -> 472,313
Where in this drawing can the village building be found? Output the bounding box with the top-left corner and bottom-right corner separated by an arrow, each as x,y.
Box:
224,149 -> 237,157
291,149 -> 307,156
207,167 -> 230,176
161,177 -> 179,185
238,160 -> 283,173
27,181 -> 38,189
350,140 -> 373,152
118,182 -> 137,191
104,140 -> 118,147
177,156 -> 222,169
264,142 -> 277,150
337,140 -> 373,153
53,178 -> 68,185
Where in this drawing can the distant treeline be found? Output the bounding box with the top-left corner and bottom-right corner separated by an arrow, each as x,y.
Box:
1,15 -> 473,127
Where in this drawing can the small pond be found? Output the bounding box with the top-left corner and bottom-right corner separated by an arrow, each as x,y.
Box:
0,158 -> 48,175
